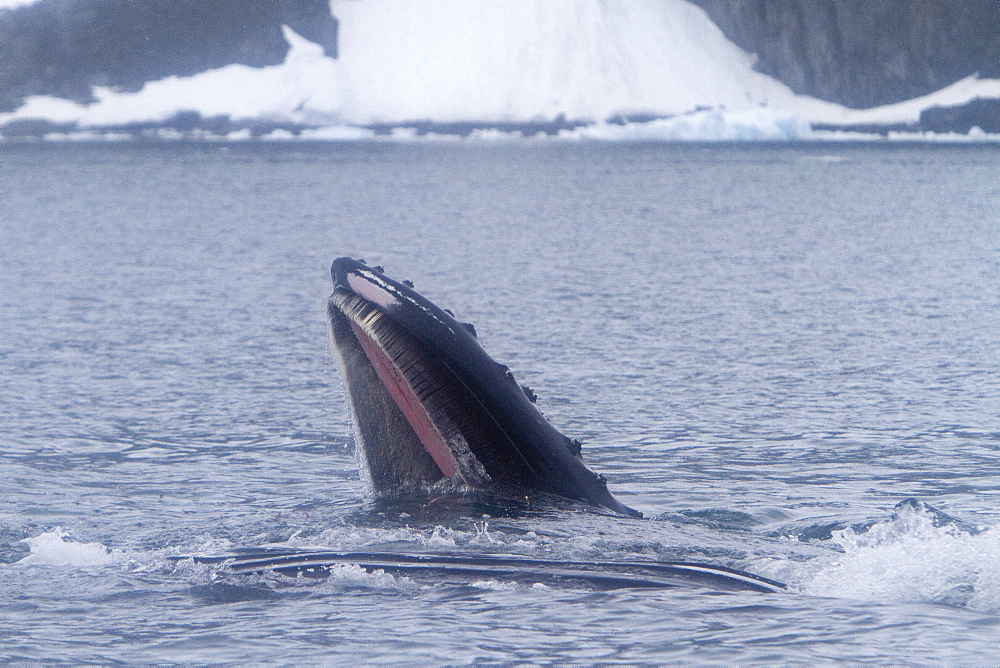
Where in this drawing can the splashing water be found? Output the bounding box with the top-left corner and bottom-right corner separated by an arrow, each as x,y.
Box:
755,502 -> 1000,612
17,528 -> 117,568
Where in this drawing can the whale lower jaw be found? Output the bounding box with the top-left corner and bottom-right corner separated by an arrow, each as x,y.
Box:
329,289 -> 493,491
172,550 -> 787,593
328,295 -> 445,494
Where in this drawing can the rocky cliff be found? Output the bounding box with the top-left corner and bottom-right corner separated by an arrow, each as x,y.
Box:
0,0 -> 336,112
690,0 -> 1000,109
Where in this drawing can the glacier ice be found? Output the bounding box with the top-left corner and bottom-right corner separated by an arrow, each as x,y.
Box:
2,0 -> 1000,142
0,0 -> 43,8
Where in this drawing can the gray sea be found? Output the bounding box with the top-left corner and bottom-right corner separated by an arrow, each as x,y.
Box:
2,140 -> 999,664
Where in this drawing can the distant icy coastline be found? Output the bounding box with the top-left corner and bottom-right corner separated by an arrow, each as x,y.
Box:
2,0 -> 1000,142
0,0 -> 41,8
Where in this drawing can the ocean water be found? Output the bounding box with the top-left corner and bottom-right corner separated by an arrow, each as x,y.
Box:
1,140 -> 999,663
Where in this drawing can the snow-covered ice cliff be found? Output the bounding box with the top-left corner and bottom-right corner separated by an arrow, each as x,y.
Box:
2,0 -> 999,140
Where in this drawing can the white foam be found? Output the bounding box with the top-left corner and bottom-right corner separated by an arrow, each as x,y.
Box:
756,506 -> 1000,612
319,563 -> 406,589
470,578 -> 522,591
16,527 -> 117,568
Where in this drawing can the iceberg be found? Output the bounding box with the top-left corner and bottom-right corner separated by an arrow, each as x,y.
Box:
327,0 -> 817,125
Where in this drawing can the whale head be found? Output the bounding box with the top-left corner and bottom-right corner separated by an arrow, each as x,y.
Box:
327,257 -> 640,517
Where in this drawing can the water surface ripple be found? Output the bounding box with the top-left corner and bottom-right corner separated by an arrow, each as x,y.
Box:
1,142 -> 999,663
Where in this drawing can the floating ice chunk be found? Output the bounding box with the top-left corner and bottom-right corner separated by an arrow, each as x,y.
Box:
558,109 -> 813,141
299,125 -> 377,141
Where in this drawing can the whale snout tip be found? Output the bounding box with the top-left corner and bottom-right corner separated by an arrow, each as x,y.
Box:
330,257 -> 364,289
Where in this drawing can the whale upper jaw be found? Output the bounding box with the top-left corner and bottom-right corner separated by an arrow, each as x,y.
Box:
327,257 -> 641,518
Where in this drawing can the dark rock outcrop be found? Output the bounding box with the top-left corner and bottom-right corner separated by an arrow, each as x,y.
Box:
0,0 -> 337,112
690,0 -> 1000,109
919,98 -> 1000,133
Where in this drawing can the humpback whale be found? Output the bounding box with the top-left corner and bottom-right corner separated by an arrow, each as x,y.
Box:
177,550 -> 786,593
169,260 -> 789,595
327,257 -> 640,518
